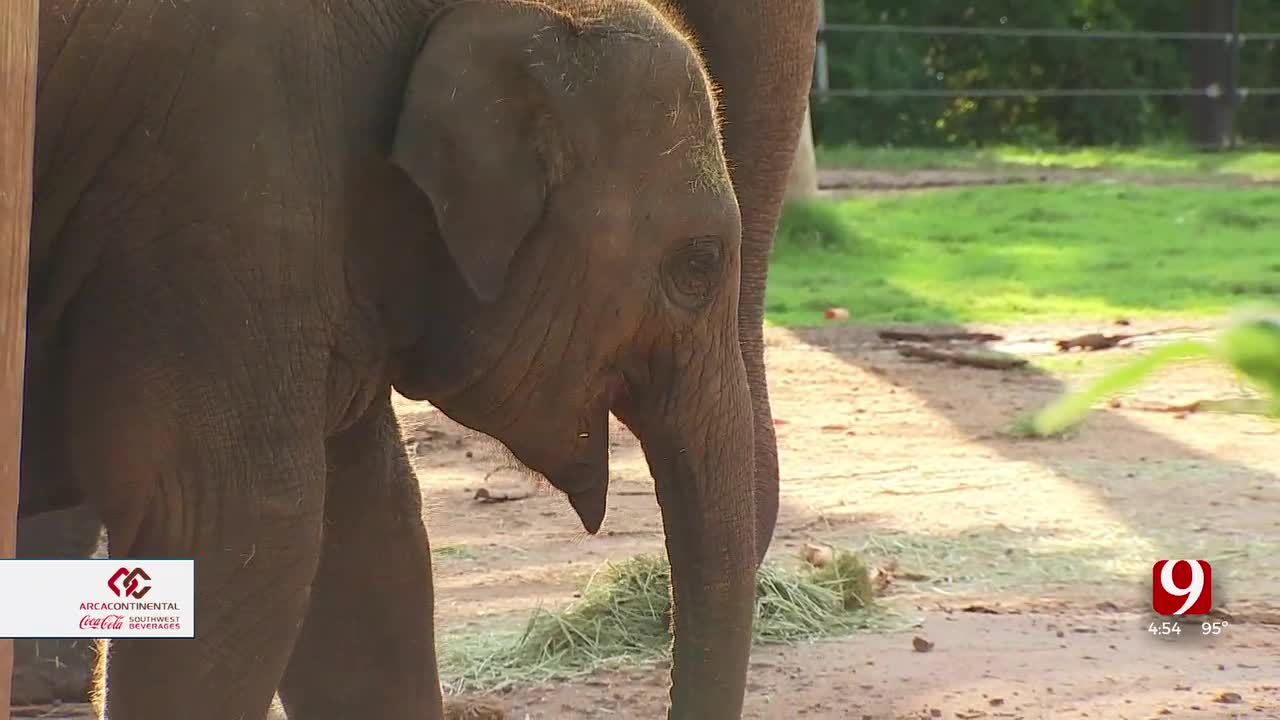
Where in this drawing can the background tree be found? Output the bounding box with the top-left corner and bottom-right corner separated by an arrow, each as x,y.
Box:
812,0 -> 1279,148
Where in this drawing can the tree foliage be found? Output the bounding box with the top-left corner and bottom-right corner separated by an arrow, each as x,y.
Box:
815,0 -> 1280,146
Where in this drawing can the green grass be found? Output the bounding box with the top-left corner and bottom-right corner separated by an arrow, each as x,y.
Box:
817,143 -> 1280,180
768,183 -> 1280,327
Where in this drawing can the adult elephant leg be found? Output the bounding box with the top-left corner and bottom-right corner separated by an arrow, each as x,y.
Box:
278,393 -> 444,719
675,0 -> 818,564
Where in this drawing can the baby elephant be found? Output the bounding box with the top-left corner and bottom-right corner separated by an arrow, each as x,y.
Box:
25,0 -> 763,718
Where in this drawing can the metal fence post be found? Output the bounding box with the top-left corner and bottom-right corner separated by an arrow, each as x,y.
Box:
1189,0 -> 1240,150
814,0 -> 829,97
1227,0 -> 1241,149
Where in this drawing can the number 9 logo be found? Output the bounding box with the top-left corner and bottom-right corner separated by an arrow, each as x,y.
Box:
1152,559 -> 1213,616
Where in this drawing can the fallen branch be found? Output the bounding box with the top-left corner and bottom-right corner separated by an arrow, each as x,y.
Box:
897,344 -> 1027,370
1125,398 -> 1271,416
1055,332 -> 1135,352
1123,400 -> 1204,415
1054,325 -> 1217,352
879,329 -> 1003,343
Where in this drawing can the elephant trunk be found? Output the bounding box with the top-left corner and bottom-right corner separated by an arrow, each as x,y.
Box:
677,1 -> 820,565
627,348 -> 757,720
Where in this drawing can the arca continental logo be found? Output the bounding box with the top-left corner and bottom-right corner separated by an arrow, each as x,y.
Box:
108,567 -> 153,599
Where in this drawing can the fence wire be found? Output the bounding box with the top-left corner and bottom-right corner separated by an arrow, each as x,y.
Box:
818,88 -> 1280,99
819,22 -> 1280,43
812,21 -> 1280,102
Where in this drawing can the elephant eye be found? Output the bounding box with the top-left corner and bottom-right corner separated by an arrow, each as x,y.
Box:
663,237 -> 724,311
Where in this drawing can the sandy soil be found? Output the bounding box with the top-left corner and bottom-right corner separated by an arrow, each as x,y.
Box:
15,318 -> 1280,719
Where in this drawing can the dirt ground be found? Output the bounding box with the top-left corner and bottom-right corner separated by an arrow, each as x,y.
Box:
401,317 -> 1280,720
15,318 -> 1280,718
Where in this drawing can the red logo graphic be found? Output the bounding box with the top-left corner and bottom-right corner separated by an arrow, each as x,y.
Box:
1152,559 -> 1212,615
108,567 -> 153,599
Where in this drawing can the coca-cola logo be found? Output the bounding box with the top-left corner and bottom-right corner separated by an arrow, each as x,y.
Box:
80,614 -> 125,631
108,567 -> 152,599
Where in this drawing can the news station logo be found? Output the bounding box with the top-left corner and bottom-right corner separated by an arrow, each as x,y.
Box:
1152,559 -> 1213,616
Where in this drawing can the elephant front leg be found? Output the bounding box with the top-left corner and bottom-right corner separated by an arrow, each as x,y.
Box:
77,431 -> 327,720
277,394 -> 445,720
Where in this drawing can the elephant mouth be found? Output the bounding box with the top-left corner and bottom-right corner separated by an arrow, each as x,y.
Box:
390,336 -> 632,535
553,371 -> 630,533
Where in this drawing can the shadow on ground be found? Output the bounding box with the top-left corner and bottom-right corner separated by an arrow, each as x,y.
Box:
786,320 -> 1279,606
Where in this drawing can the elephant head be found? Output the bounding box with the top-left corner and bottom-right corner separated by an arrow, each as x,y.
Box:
385,1 -> 756,716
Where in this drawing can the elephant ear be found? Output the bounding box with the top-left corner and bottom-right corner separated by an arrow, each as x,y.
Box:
390,4 -> 570,303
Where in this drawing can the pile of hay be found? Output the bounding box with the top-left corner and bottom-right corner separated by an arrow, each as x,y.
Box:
441,550 -> 883,692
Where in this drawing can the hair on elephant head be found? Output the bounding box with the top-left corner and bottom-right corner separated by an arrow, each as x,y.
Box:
387,1 -> 758,716
392,0 -> 730,299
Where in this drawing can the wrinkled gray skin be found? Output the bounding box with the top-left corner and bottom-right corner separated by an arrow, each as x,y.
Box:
678,2 -> 817,565
21,0 -> 816,717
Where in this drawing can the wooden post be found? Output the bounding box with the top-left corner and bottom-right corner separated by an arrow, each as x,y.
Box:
0,1 -> 38,718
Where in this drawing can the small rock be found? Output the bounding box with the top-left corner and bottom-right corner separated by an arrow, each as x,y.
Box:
912,636 -> 935,653
1213,692 -> 1243,704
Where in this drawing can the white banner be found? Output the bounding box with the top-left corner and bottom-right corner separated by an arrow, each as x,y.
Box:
0,559 -> 195,638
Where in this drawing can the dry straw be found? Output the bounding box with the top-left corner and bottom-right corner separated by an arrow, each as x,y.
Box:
440,550 -> 891,693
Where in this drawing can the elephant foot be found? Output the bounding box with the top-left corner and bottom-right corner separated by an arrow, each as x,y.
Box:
11,638 -> 100,707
